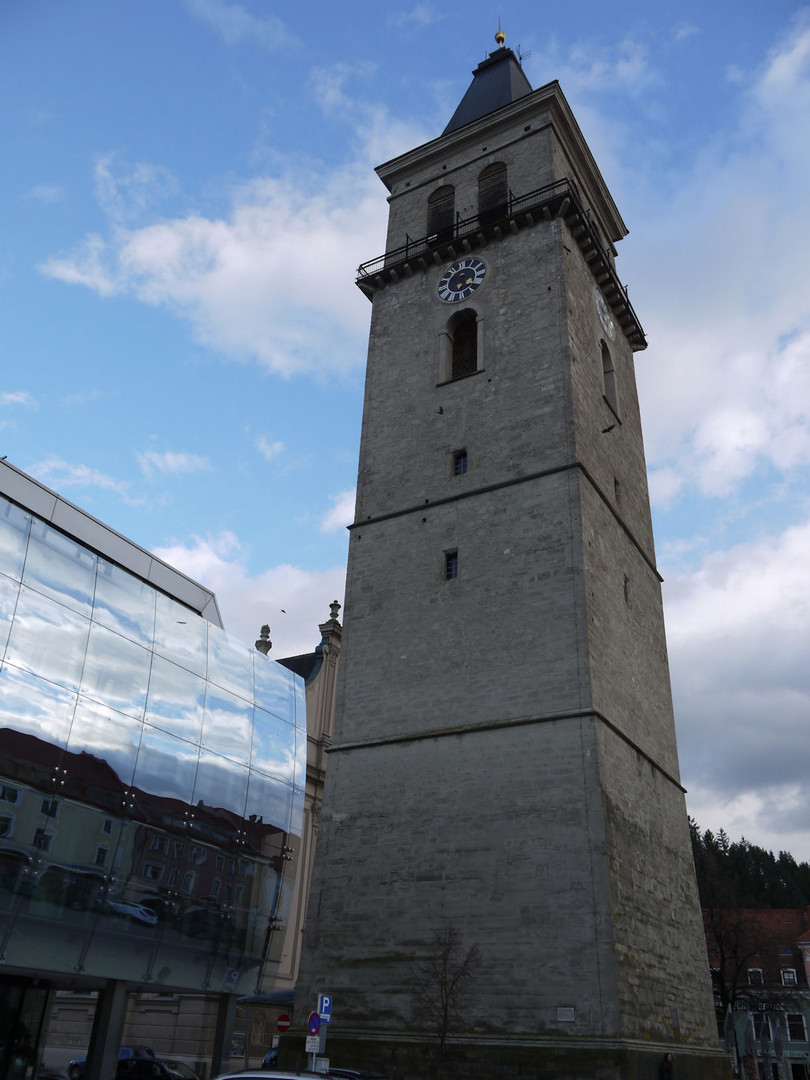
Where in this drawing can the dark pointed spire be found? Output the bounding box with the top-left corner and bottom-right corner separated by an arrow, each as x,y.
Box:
443,29 -> 533,136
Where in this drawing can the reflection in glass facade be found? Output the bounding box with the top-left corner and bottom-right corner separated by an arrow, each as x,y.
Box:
0,494 -> 304,995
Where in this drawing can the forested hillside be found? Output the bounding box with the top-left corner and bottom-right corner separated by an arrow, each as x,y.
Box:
690,819 -> 810,908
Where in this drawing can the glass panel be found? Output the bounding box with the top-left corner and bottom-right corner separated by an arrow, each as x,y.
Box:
251,708 -> 295,782
0,665 -> 76,747
207,629 -> 253,701
0,498 -> 31,581
154,593 -> 206,677
254,655 -> 295,725
145,655 -> 205,744
66,698 -> 142,792
22,519 -> 96,616
81,623 -> 151,719
132,726 -> 199,807
290,783 -> 304,837
0,573 -> 21,659
192,748 -> 248,820
293,674 -> 305,730
202,686 -> 252,764
244,771 -> 293,833
294,727 -> 307,790
93,559 -> 156,646
4,587 -> 90,692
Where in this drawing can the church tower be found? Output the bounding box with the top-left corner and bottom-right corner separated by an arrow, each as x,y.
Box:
295,35 -> 724,1080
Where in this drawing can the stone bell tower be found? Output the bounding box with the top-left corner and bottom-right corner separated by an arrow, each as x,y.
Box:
294,32 -> 725,1080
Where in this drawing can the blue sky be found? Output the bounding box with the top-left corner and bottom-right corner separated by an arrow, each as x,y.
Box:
3,1 -> 810,858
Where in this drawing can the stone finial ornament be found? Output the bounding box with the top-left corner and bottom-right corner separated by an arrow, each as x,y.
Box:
329,600 -> 341,622
255,624 -> 272,654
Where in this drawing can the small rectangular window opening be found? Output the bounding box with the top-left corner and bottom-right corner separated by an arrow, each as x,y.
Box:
453,450 -> 468,476
445,550 -> 459,581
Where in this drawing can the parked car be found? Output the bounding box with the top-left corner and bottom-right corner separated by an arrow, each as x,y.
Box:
116,1060 -> 176,1080
105,899 -> 160,925
212,1072 -> 323,1080
159,1059 -> 201,1080
68,1045 -> 155,1080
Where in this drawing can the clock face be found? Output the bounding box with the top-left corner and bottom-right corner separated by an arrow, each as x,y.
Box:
594,289 -> 616,341
438,258 -> 487,303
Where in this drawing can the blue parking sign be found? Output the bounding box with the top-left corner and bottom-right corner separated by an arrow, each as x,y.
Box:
318,993 -> 333,1023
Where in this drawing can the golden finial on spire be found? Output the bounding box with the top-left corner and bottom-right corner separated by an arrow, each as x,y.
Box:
495,19 -> 506,47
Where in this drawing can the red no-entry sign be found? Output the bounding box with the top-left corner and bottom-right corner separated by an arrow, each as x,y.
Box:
277,1013 -> 291,1032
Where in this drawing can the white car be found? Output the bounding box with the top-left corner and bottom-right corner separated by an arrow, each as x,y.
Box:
105,899 -> 159,925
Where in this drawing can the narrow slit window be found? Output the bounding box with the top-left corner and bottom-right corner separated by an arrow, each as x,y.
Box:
453,450 -> 468,476
445,550 -> 459,581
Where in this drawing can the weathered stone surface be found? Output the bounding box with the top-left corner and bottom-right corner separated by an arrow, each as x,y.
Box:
293,74 -> 726,1080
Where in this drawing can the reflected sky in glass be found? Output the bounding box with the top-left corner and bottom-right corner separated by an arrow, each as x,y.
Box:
24,519 -> 96,616
94,559 -> 156,645
0,493 -> 306,991
245,770 -> 293,833
145,655 -> 205,744
134,725 -> 199,804
202,686 -> 252,764
208,629 -> 254,702
82,622 -> 151,719
0,664 -> 76,746
5,586 -> 90,691
251,708 -> 296,782
193,748 -> 249,819
67,697 -> 143,789
0,573 -> 19,658
0,499 -> 30,581
254,654 -> 295,725
154,593 -> 207,677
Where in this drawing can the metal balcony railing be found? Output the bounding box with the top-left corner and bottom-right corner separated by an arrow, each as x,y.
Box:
355,177 -> 646,349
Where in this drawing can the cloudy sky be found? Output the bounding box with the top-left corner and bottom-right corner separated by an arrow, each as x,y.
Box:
3,0 -> 810,858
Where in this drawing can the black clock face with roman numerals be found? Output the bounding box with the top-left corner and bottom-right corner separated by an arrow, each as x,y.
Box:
438,258 -> 487,303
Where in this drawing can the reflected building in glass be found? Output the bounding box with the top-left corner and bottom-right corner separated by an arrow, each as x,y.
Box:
0,461 -> 307,1079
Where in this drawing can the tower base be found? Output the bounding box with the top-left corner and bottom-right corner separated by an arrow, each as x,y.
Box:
280,1031 -> 731,1080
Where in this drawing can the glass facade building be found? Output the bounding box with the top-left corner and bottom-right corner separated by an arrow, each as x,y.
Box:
0,488 -> 305,1000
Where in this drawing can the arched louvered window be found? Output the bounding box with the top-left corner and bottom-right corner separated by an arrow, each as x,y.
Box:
478,163 -> 508,225
601,340 -> 619,415
450,310 -> 478,380
427,186 -> 455,243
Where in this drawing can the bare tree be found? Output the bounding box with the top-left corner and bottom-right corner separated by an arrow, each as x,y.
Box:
408,920 -> 481,1057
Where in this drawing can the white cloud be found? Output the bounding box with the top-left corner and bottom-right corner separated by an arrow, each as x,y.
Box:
256,436 -> 284,461
182,0 -> 298,51
39,76 -> 427,378
32,456 -> 135,498
94,154 -> 178,225
23,184 -> 65,204
621,15 -> 810,507
388,6 -> 441,29
665,518 -> 810,858
137,449 -> 210,477
0,392 -> 34,406
320,489 -> 355,534
153,531 -> 345,657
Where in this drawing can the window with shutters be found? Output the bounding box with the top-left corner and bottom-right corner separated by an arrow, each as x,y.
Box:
601,340 -> 619,417
427,186 -> 455,243
449,309 -> 478,379
478,163 -> 508,224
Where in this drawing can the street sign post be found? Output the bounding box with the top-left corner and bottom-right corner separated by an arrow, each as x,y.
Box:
318,994 -> 333,1024
308,1012 -> 321,1036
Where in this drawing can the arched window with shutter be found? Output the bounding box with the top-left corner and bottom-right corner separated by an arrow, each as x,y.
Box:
427,186 -> 455,243
601,340 -> 619,416
449,309 -> 478,380
478,163 -> 508,225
